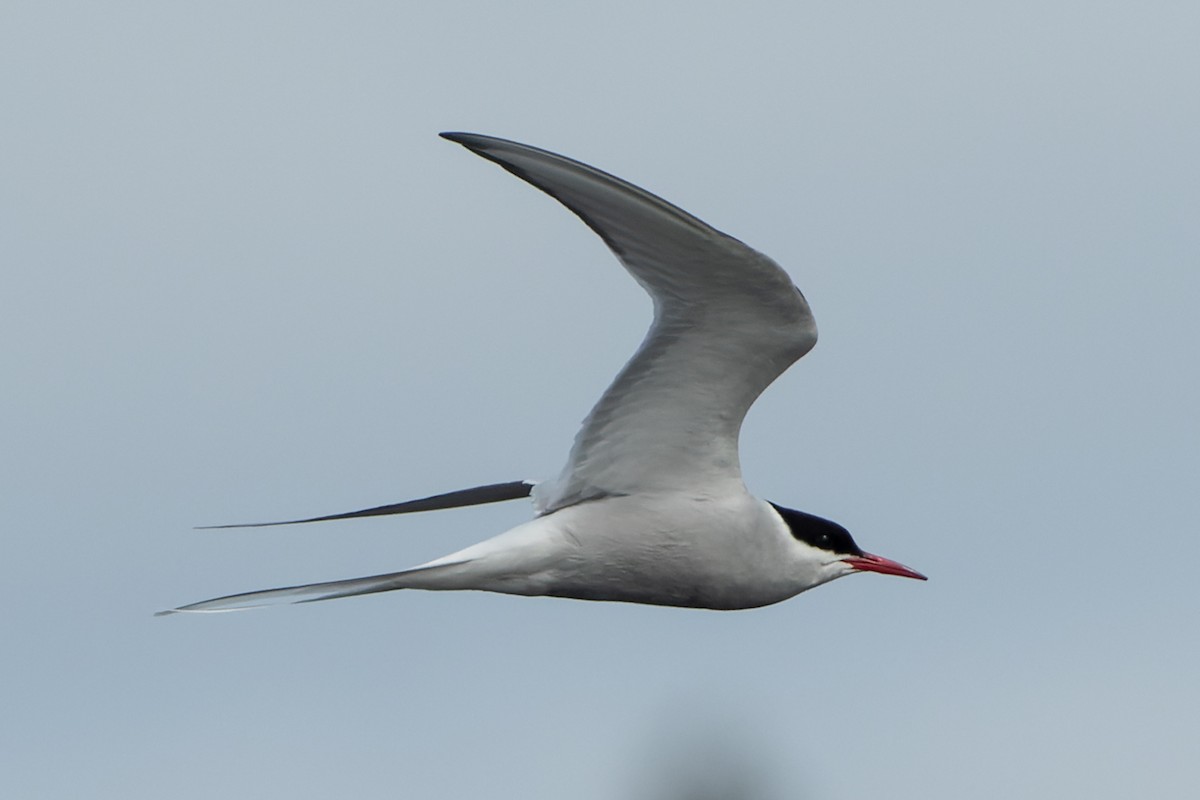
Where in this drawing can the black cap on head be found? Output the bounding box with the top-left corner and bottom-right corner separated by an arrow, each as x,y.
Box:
769,503 -> 863,556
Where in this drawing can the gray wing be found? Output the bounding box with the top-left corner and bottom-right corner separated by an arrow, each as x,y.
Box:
443,134 -> 817,513
196,480 -> 534,529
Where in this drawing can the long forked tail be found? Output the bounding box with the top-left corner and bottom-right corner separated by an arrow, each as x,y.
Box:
155,559 -> 470,615
196,480 -> 535,529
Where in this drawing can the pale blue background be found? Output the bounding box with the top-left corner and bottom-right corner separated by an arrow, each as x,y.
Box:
3,2 -> 1197,798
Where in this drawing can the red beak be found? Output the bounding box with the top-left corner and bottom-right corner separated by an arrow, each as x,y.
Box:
843,552 -> 927,581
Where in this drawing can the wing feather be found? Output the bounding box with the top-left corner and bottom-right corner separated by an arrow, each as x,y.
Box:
443,134 -> 817,512
196,480 -> 534,529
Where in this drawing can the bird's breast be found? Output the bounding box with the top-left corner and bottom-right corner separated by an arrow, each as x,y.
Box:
534,493 -> 803,610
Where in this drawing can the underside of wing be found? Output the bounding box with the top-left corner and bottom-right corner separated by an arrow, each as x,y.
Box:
196,480 -> 534,529
443,134 -> 817,512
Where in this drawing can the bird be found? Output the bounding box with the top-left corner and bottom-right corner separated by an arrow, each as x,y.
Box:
159,132 -> 925,616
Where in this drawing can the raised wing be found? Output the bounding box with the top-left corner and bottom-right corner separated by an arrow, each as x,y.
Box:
443,134 -> 817,513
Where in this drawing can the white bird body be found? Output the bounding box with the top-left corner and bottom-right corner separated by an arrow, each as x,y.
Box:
161,133 -> 924,616
416,493 -> 829,610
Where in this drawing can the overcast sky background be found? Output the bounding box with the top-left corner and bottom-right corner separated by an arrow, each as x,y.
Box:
3,2 -> 1198,798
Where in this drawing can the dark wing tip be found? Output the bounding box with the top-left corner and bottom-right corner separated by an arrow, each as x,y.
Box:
440,131 -> 493,150
194,480 -> 535,530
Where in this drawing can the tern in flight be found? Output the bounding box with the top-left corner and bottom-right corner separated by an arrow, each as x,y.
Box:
160,133 -> 925,615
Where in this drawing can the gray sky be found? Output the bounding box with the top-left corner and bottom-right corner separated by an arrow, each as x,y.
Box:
3,2 -> 1197,798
